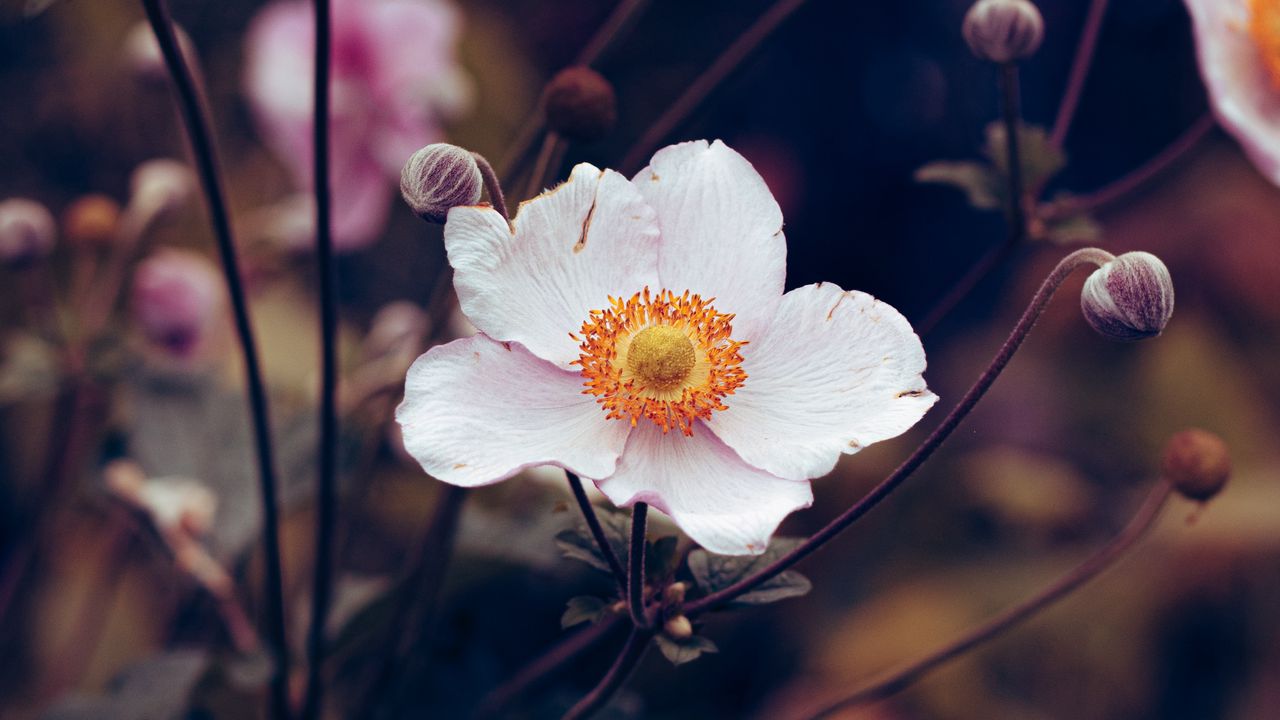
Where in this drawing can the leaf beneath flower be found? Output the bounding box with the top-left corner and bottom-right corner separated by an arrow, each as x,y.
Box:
554,505 -> 630,574
561,595 -> 609,629
686,537 -> 812,608
653,634 -> 718,666
915,161 -> 1002,210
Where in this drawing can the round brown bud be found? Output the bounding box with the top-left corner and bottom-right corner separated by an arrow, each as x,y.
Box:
1162,429 -> 1230,502
63,194 -> 122,248
0,198 -> 56,265
544,67 -> 617,142
663,615 -> 693,641
1080,251 -> 1175,342
963,0 -> 1045,64
400,143 -> 483,224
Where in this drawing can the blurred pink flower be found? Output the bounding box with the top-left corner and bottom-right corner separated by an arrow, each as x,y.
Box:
396,140 -> 937,555
1185,0 -> 1280,184
244,0 -> 468,250
132,249 -> 226,362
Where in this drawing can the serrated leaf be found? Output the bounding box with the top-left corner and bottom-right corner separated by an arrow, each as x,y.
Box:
561,595 -> 609,629
646,536 -> 679,583
984,122 -> 1066,191
653,634 -> 718,666
555,505 -> 629,574
915,161 -> 1002,210
687,537 -> 811,608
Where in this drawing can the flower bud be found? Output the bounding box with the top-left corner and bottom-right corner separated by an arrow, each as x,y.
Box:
1080,251 -> 1175,342
63,194 -> 122,248
0,198 -> 56,266
128,158 -> 195,228
663,615 -> 693,640
1161,429 -> 1230,502
399,143 -> 483,223
132,249 -> 226,361
544,67 -> 617,142
663,581 -> 688,606
963,0 -> 1045,63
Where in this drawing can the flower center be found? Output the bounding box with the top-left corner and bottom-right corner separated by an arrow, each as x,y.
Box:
626,325 -> 696,390
574,288 -> 747,436
1250,0 -> 1280,87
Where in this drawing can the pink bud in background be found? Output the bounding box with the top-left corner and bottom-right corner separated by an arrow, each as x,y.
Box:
0,198 -> 56,266
131,249 -> 226,361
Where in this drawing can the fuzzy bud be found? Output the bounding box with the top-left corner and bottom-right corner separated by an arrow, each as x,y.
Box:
63,195 -> 122,248
400,144 -> 483,223
132,249 -> 226,362
0,198 -> 56,266
663,615 -> 693,640
127,158 -> 195,229
1162,429 -> 1230,502
963,0 -> 1045,63
544,67 -> 617,142
1080,251 -> 1175,342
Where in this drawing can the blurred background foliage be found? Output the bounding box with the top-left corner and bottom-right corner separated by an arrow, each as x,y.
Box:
1,0 -> 1279,718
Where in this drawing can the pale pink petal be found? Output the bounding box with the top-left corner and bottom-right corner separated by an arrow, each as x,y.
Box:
445,164 -> 661,368
1185,0 -> 1280,184
395,334 -> 630,486
706,283 -> 937,481
592,423 -> 812,555
365,0 -> 461,101
633,140 -> 786,339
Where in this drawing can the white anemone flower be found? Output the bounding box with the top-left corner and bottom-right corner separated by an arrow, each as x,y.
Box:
1185,0 -> 1280,184
396,140 -> 937,555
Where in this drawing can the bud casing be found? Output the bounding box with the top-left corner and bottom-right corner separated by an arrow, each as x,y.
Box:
1080,251 -> 1175,341
63,195 -> 122,248
544,67 -> 617,142
1162,429 -> 1230,502
963,0 -> 1045,63
400,144 -> 483,224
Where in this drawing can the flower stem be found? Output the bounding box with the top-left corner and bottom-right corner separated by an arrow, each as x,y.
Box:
137,2 -> 290,717
562,628 -> 652,720
618,0 -> 810,173
472,152 -> 510,221
302,0 -> 338,717
805,480 -> 1174,718
522,132 -> 564,201
1051,0 -> 1110,149
684,247 -> 1117,616
1047,113 -> 1216,219
473,615 -> 624,719
628,503 -> 649,629
566,471 -> 628,593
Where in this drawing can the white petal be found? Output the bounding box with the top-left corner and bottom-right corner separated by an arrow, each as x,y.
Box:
592,423 -> 812,555
706,282 -> 937,481
634,140 -> 786,339
1185,0 -> 1280,185
445,164 -> 660,367
395,334 -> 629,486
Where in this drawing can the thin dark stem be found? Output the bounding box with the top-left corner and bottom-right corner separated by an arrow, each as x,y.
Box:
562,629 -> 652,720
628,503 -> 649,629
1048,113 -> 1216,219
685,247 -> 1117,617
522,132 -> 562,201
916,240 -> 1019,336
302,0 -> 337,717
471,152 -> 510,221
473,615 -> 624,719
138,3 -> 289,717
497,0 -> 652,182
806,481 -> 1174,718
1051,0 -> 1110,149
618,0 -> 809,173
999,62 -> 1026,246
566,471 -> 628,593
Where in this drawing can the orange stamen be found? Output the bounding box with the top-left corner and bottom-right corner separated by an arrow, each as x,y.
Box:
1250,0 -> 1280,88
573,288 -> 747,436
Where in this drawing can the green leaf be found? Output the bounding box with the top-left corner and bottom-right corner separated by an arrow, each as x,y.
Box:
915,161 -> 1002,210
687,537 -> 812,608
653,634 -> 718,666
646,536 -> 680,583
561,595 -> 609,629
555,505 -> 630,574
1039,211 -> 1103,245
984,122 -> 1066,191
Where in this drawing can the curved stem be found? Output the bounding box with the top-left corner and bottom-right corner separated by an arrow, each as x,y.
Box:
566,471 -> 628,593
685,247 -> 1117,617
806,481 -> 1174,718
473,615 -> 624,719
472,152 -> 510,221
562,629 -> 652,720
1051,0 -> 1110,149
618,0 -> 810,173
1048,113 -> 1216,219
628,503 -> 649,629
138,3 -> 289,717
303,0 -> 338,717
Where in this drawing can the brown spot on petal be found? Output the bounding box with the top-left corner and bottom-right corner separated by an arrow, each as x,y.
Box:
574,194 -> 598,254
897,389 -> 928,398
453,463 -> 468,469
826,292 -> 850,320
501,341 -> 512,351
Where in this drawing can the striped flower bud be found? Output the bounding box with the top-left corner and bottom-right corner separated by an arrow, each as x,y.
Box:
1080,251 -> 1175,342
963,0 -> 1045,63
399,144 -> 483,224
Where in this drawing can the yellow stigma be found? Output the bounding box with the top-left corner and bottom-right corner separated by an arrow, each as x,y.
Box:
1250,0 -> 1280,87
626,325 -> 696,390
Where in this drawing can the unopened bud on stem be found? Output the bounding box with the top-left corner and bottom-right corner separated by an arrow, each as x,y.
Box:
544,67 -> 617,142
63,195 -> 122,248
963,0 -> 1045,63
400,144 -> 483,224
0,198 -> 56,266
1162,429 -> 1230,502
128,159 -> 195,230
1080,251 -> 1174,341
663,615 -> 693,640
